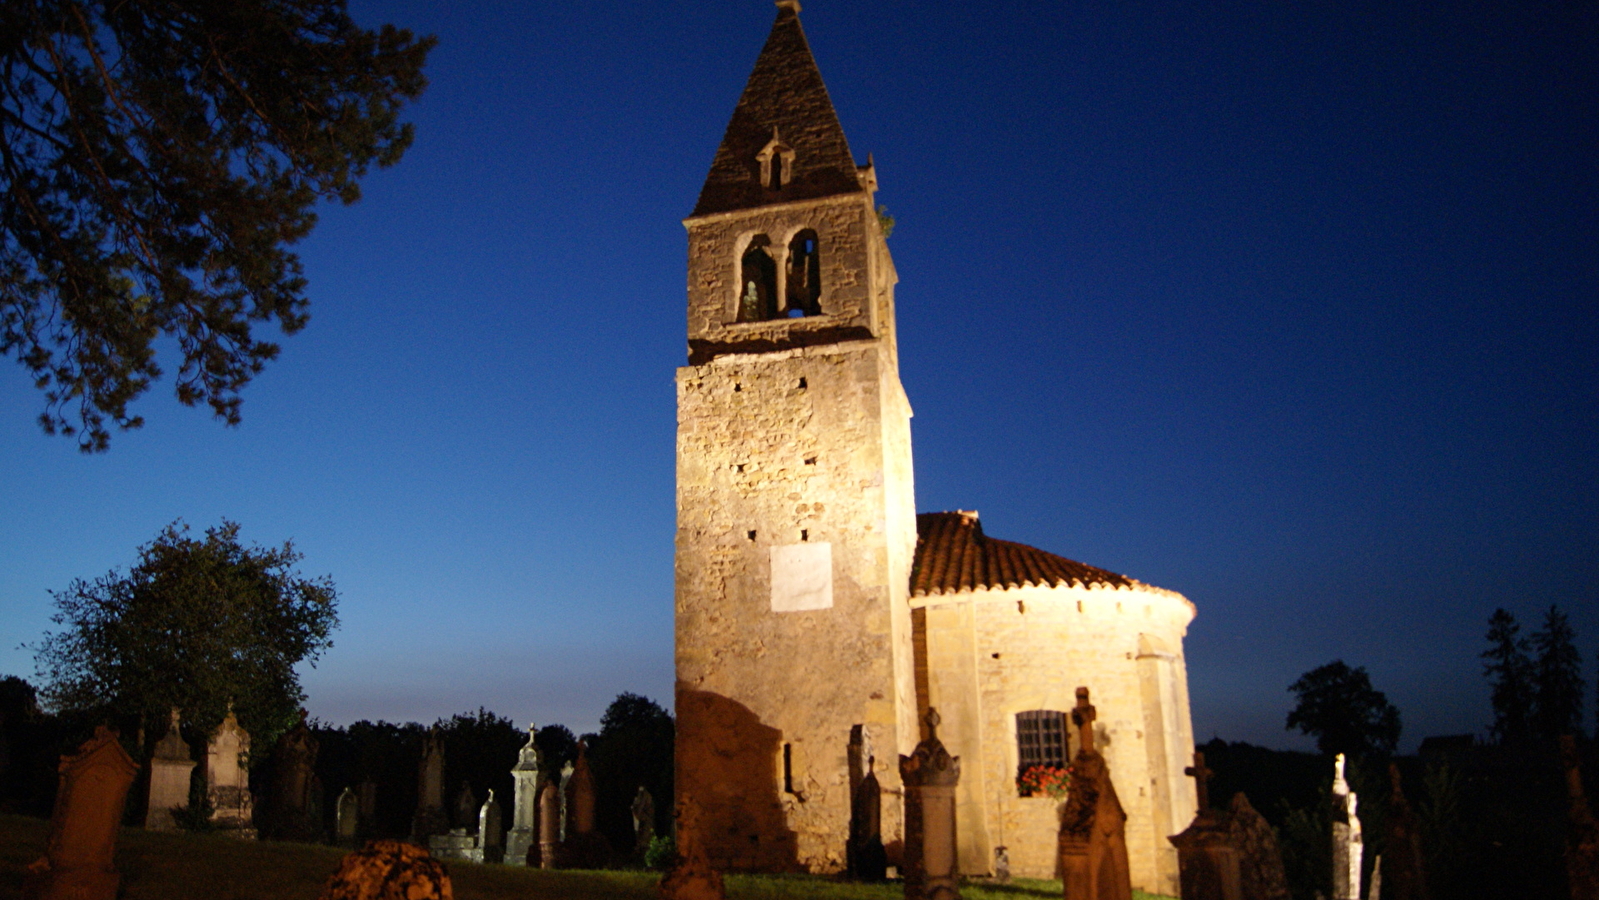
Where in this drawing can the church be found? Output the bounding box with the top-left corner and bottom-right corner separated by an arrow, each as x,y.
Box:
673,4 -> 1199,894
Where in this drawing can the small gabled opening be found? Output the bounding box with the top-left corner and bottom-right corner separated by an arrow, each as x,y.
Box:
757,128 -> 795,191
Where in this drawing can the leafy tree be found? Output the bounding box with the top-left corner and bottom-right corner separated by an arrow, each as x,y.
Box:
1529,605 -> 1584,738
1286,660 -> 1402,757
2,0 -> 434,451
588,692 -> 674,852
1482,608 -> 1535,742
534,723 -> 577,779
31,519 -> 338,748
437,707 -> 522,834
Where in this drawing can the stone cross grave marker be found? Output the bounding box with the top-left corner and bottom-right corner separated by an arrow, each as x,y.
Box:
900,707 -> 961,900
144,708 -> 194,831
24,725 -> 141,900
1168,750 -> 1241,900
506,723 -> 541,867
1059,687 -> 1132,900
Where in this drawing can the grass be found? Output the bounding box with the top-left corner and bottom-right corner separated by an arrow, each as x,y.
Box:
0,813 -> 1172,899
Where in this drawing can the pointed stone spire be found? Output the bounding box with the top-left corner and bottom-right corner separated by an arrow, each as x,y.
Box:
692,0 -> 865,216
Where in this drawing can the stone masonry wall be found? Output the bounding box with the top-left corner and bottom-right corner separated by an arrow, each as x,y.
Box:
676,191 -> 915,874
920,580 -> 1197,894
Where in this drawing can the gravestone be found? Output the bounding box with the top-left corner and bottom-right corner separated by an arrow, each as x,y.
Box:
1330,754 -> 1363,900
451,780 -> 478,832
848,755 -> 886,881
478,789 -> 504,863
505,723 -> 541,866
633,785 -> 656,856
265,715 -> 321,841
994,846 -> 1011,884
1226,793 -> 1290,900
563,741 -> 609,867
900,707 -> 961,900
145,708 -> 195,831
1562,736 -> 1599,900
206,706 -> 256,837
1380,764 -> 1427,900
358,779 -> 378,839
411,727 -> 447,840
22,725 -> 141,900
1168,751 -> 1241,900
538,777 -> 561,868
558,759 -> 575,840
319,839 -> 453,900
1058,687 -> 1132,900
336,787 -> 361,845
659,795 -> 725,900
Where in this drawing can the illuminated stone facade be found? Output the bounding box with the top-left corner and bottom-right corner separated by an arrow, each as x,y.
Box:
674,4 -> 1196,893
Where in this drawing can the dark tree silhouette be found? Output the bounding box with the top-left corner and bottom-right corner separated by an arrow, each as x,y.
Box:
31,519 -> 338,745
588,692 -> 674,853
1482,608 -> 1535,742
1529,605 -> 1584,738
1286,660 -> 1401,757
2,0 -> 434,450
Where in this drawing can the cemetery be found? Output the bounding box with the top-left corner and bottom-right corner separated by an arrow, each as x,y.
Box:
0,3 -> 1595,900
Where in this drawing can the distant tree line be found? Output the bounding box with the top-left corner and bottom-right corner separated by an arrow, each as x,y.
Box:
1261,602 -> 1597,900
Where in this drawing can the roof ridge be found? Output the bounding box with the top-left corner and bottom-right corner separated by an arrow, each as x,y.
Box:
911,511 -> 1143,597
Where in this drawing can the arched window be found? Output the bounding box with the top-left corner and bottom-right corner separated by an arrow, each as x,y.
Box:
785,229 -> 822,317
738,236 -> 778,322
1015,709 -> 1068,796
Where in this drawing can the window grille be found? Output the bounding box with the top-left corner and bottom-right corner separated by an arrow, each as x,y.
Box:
1015,710 -> 1068,789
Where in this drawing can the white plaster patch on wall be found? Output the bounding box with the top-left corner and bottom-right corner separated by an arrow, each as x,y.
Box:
770,542 -> 833,612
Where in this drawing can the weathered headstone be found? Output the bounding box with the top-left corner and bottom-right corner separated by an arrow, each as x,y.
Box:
1379,764 -> 1427,900
1226,793 -> 1290,900
994,846 -> 1011,885
1562,735 -> 1599,900
264,715 -> 321,841
478,789 -> 504,863
319,839 -> 454,900
1058,687 -> 1132,900
411,727 -> 447,840
505,723 -> 541,867
538,777 -> 561,869
451,780 -> 478,832
563,741 -> 609,867
1168,751 -> 1241,900
633,785 -> 656,856
901,707 -> 961,900
205,706 -> 256,838
358,779 -> 378,839
22,725 -> 141,900
336,787 -> 361,845
144,708 -> 195,831
1330,754 -> 1363,900
848,755 -> 886,881
659,795 -> 725,900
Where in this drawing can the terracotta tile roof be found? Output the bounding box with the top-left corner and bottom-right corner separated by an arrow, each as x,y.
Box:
911,511 -> 1136,597
692,3 -> 865,217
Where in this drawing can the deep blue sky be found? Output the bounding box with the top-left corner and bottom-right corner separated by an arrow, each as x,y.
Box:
3,1 -> 1595,749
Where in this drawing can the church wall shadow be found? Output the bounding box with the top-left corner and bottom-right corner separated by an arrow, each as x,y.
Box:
676,686 -> 800,872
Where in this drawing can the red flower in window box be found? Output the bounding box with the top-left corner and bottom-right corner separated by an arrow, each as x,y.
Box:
1017,764 -> 1071,799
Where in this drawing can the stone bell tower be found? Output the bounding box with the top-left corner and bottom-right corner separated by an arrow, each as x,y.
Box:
674,0 -> 918,873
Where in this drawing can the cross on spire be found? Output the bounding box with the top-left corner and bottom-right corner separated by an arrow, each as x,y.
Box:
1071,687 -> 1097,754
1185,751 -> 1214,811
